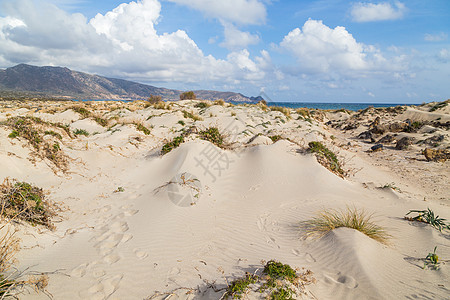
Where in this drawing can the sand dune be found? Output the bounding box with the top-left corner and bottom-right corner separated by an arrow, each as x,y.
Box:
0,100 -> 448,299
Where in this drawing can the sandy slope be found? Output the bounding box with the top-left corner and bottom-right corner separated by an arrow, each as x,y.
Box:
0,100 -> 449,299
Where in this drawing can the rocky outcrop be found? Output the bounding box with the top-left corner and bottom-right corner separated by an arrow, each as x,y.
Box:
395,137 -> 414,150
423,148 -> 450,162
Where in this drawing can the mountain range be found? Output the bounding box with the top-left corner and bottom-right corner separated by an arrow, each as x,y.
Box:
0,64 -> 262,102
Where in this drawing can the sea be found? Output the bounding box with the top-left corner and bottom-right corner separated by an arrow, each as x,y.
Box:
80,99 -> 415,112
229,101 -> 415,111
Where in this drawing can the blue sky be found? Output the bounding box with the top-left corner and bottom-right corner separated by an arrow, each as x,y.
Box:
0,0 -> 449,103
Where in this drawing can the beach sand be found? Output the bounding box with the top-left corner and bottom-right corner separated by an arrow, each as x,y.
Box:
0,99 -> 449,299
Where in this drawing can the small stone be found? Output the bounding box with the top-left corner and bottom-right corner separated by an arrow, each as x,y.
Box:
371,144 -> 383,152
395,137 -> 414,150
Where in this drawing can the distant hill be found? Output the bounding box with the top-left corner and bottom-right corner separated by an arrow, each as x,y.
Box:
0,64 -> 259,102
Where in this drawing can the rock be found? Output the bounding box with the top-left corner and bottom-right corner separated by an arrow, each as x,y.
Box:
357,131 -> 373,140
369,116 -> 381,128
371,144 -> 383,152
377,134 -> 395,144
423,148 -> 450,162
419,135 -> 445,146
395,137 -> 414,150
343,123 -> 358,131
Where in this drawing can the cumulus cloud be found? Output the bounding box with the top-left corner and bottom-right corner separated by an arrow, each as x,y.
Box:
351,1 -> 406,22
166,0 -> 267,25
219,22 -> 260,50
279,19 -> 407,78
424,33 -> 448,42
0,0 -> 270,84
437,49 -> 450,62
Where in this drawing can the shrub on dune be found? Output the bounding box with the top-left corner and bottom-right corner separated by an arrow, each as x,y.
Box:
300,207 -> 391,244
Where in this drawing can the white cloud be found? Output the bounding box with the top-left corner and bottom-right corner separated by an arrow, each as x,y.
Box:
437,49 -> 450,62
279,19 -> 406,77
166,0 -> 267,25
424,33 -> 448,42
351,2 -> 406,22
220,22 -> 260,50
0,0 -> 270,84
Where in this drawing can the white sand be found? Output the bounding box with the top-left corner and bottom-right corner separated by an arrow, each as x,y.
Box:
0,100 -> 449,299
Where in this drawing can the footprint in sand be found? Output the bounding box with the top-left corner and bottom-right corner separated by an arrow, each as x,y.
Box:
71,263 -> 88,277
121,233 -> 133,243
103,253 -> 121,265
124,209 -> 139,216
291,249 -> 316,263
324,272 -> 358,289
133,248 -> 148,260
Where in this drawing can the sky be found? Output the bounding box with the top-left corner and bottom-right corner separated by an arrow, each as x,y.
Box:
0,0 -> 449,103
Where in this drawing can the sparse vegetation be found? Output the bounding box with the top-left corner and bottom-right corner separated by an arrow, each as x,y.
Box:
70,106 -> 90,118
180,91 -> 196,100
429,101 -> 448,112
268,135 -> 283,143
214,99 -> 225,106
308,141 -> 344,176
270,106 -> 291,118
74,128 -> 89,136
161,135 -> 185,155
44,130 -> 62,140
224,260 -> 315,300
177,120 -> 185,126
0,179 -> 56,229
199,127 -> 225,148
194,102 -> 210,109
114,187 -> 125,193
147,94 -> 162,104
424,246 -> 439,270
300,207 -> 391,244
93,116 -> 108,127
182,110 -> 203,121
405,208 -> 450,232
135,123 -> 151,135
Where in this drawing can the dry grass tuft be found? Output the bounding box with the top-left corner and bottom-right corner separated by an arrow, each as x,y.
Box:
270,106 -> 291,118
300,207 -> 391,244
0,179 -> 56,230
0,226 -> 20,297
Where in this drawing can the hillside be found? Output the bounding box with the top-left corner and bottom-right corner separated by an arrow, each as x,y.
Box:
0,64 -> 258,102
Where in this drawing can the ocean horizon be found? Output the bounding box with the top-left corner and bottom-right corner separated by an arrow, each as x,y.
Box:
231,101 -> 416,111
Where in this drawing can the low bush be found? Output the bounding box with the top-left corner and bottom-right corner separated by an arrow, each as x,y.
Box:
270,106 -> 291,118
308,141 -> 344,176
161,135 -> 185,155
199,127 -> 225,148
73,129 -> 89,136
180,91 -> 196,100
194,102 -> 210,109
147,94 -> 162,104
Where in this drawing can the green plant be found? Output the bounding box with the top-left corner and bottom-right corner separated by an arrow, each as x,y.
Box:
178,120 -> 185,126
225,273 -> 258,299
263,260 -> 297,284
74,128 -> 89,136
424,246 -> 439,269
270,286 -> 295,300
44,130 -> 62,140
114,187 -> 125,193
308,141 -> 344,176
300,207 -> 391,244
405,208 -> 450,231
93,116 -> 108,127
214,99 -> 225,106
429,101 -> 448,112
70,106 -> 90,118
0,179 -> 56,229
180,91 -> 196,100
268,135 -> 283,143
8,130 -> 18,138
135,123 -> 151,135
148,94 -> 162,104
182,110 -> 203,121
381,182 -> 401,192
194,102 -> 210,109
199,127 -> 225,147
161,135 -> 185,155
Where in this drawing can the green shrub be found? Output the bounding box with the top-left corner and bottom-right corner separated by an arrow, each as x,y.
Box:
178,120 -> 185,126
195,102 -> 210,109
70,106 -> 90,118
180,91 -> 196,100
199,127 -> 224,147
148,94 -> 162,104
225,273 -> 258,299
405,208 -> 450,232
135,123 -> 151,135
93,116 -> 108,127
182,110 -> 203,121
74,129 -> 89,136
161,135 -> 185,155
0,179 -> 56,229
308,141 -> 344,176
8,130 -> 18,138
44,130 -> 62,140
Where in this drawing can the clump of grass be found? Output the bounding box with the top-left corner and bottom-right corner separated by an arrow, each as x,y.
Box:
93,116 -> 108,127
44,130 -> 62,140
135,123 -> 151,135
0,179 -> 56,229
8,130 -> 19,139
0,227 -> 20,297
2,117 -> 69,172
194,102 -> 210,109
177,120 -> 185,126
73,129 -> 89,136
429,101 -> 448,112
153,101 -> 168,110
147,94 -> 162,104
295,108 -> 311,119
70,106 -> 90,118
182,110 -> 203,121
308,141 -> 344,176
405,208 -> 450,232
381,182 -> 401,192
268,135 -> 283,143
199,127 -> 225,148
161,135 -> 185,155
214,99 -> 225,106
270,106 -> 291,118
300,207 -> 391,244
225,273 -> 258,299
